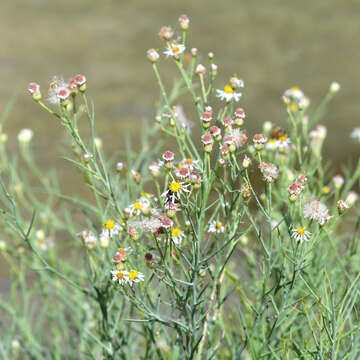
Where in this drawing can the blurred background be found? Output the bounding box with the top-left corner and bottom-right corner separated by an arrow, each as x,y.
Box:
1,0 -> 359,166
0,0 -> 359,292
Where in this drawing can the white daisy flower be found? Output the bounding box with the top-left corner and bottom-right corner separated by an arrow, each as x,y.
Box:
170,227 -> 184,245
162,181 -> 191,204
303,199 -> 331,225
127,270 -> 145,286
178,158 -> 200,172
127,197 -> 151,216
259,162 -> 279,183
111,270 -> 129,285
208,221 -> 225,233
164,43 -> 185,57
216,84 -> 242,102
291,225 -> 311,243
103,219 -> 122,237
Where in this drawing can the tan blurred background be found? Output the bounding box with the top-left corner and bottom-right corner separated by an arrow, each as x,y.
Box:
1,0 -> 359,166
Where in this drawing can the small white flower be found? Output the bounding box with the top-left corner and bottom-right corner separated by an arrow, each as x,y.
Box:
170,227 -> 184,245
127,270 -> 145,286
208,221 -> 225,233
111,270 -> 129,285
162,181 -> 190,203
216,84 -> 242,102
291,225 -> 311,243
164,43 -> 185,57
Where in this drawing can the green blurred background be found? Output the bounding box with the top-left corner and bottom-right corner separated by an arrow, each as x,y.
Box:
0,0 -> 359,290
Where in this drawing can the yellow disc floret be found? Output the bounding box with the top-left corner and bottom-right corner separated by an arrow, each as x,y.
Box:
105,219 -> 115,230
169,181 -> 182,193
117,271 -> 125,279
171,227 -> 182,237
224,85 -> 234,94
134,201 -> 143,210
128,270 -> 138,280
296,226 -> 306,235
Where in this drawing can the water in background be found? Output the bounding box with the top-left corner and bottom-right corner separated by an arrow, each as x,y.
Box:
0,0 -> 359,282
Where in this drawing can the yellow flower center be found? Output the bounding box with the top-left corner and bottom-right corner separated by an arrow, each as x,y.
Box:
296,227 -> 306,235
224,85 -> 234,94
185,158 -> 193,165
172,45 -> 180,53
290,86 -> 300,91
118,248 -> 126,255
169,181 -> 182,192
171,228 -> 182,237
216,222 -> 223,230
278,134 -> 288,141
322,186 -> 331,194
269,139 -> 277,145
134,201 -> 143,210
128,270 -> 138,279
105,219 -> 115,230
117,271 -> 125,279
178,163 -> 183,170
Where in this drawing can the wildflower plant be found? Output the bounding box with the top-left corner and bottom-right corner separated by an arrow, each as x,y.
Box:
0,14 -> 360,360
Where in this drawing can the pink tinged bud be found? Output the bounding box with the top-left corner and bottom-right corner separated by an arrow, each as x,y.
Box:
333,174 -> 344,189
147,48 -> 160,63
210,126 -> 221,138
75,74 -> 86,86
145,252 -> 156,267
28,82 -> 42,101
159,26 -> 173,41
162,151 -> 174,162
205,106 -> 212,113
220,144 -> 229,159
195,64 -> 206,75
234,108 -> 245,118
242,155 -> 251,168
161,216 -> 173,229
211,64 -> 218,75
57,87 -> 70,100
201,111 -> 212,123
223,117 -> 233,128
179,14 -> 190,30
346,191 -> 358,207
201,133 -> 213,145
68,77 -> 77,92
28,82 -> 40,94
253,134 -> 267,144
191,48 -> 198,56
223,135 -> 234,146
288,182 -> 303,196
116,162 -> 124,171
128,226 -> 139,241
178,167 -> 190,178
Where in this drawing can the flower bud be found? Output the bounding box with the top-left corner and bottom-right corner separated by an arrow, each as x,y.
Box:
332,174 -> 344,189
18,129 -> 34,143
191,48 -> 198,57
242,155 -> 251,168
159,26 -> 173,41
346,191 -> 358,207
28,82 -> 42,101
208,52 -> 214,60
147,48 -> 160,63
179,15 -> 190,30
330,81 -> 340,93
195,64 -> 206,76
116,162 -> 124,171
